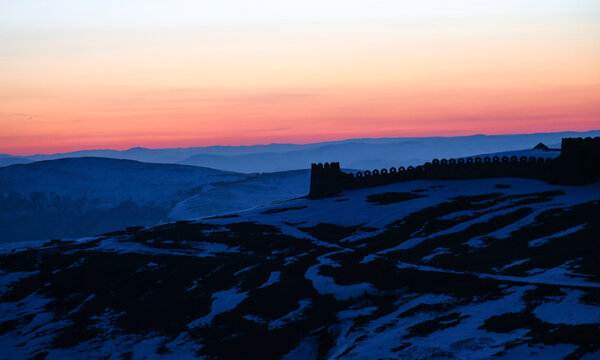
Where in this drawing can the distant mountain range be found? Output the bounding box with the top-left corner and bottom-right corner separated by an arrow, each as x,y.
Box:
0,155 -> 32,168
3,130 -> 598,172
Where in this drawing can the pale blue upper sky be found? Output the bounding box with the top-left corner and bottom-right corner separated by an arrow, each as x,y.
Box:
1,0 -> 598,32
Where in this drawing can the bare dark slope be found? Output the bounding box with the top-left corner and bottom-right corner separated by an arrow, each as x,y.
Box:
1,178 -> 599,359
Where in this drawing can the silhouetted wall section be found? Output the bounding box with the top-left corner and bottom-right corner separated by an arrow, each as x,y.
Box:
308,162 -> 347,198
308,137 -> 600,198
552,137 -> 600,185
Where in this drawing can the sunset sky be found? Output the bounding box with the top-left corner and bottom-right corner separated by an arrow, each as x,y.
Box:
1,1 -> 599,155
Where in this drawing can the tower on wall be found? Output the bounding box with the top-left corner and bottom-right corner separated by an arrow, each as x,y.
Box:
553,137 -> 600,185
308,162 -> 345,199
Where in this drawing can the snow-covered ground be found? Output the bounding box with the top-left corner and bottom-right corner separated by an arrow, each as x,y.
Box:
1,174 -> 598,359
167,169 -> 309,220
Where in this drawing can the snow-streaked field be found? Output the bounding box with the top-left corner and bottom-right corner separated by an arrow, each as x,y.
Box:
168,169 -> 310,220
1,175 -> 598,359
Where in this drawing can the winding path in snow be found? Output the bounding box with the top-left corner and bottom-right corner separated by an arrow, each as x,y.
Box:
395,261 -> 600,289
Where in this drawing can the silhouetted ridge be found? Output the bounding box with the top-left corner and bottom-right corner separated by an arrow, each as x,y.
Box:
308,137 -> 600,198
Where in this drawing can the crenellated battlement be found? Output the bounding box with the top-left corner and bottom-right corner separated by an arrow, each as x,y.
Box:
561,136 -> 600,151
560,137 -> 600,160
308,162 -> 346,198
555,137 -> 600,185
308,137 -> 600,198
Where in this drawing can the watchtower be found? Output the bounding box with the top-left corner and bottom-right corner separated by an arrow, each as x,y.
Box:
554,137 -> 600,185
308,162 -> 344,199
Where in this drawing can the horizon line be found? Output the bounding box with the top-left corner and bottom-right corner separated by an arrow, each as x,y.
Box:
4,129 -> 600,158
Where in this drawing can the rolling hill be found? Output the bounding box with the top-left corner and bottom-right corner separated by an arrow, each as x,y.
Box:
0,158 -> 312,243
1,175 -> 598,359
0,158 -> 244,242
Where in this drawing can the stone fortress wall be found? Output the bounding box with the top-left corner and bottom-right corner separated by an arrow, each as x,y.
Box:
308,137 -> 600,199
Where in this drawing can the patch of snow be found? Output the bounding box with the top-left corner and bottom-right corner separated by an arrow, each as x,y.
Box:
528,224 -> 587,247
281,336 -> 319,360
0,271 -> 39,293
423,248 -> 450,262
305,265 -> 376,301
337,306 -> 377,320
581,350 -> 600,360
496,343 -> 578,360
269,299 -> 311,329
188,287 -> 248,328
396,261 -> 600,289
186,279 -> 200,292
93,237 -> 239,258
359,254 -> 380,263
523,260 -> 597,287
234,265 -> 256,276
67,294 -> 95,316
482,208 -> 546,240
259,271 -> 281,288
533,289 -> 600,325
304,250 -> 378,300
438,209 -> 478,221
243,314 -> 267,324
464,238 -> 486,248
494,259 -> 530,272
284,255 -> 301,265
67,258 -> 86,269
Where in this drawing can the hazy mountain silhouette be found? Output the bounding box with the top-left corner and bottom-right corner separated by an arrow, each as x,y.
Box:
0,154 -> 32,167
5,131 -> 599,172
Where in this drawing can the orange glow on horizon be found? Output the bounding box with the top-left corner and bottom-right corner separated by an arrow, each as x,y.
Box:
1,4 -> 599,155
